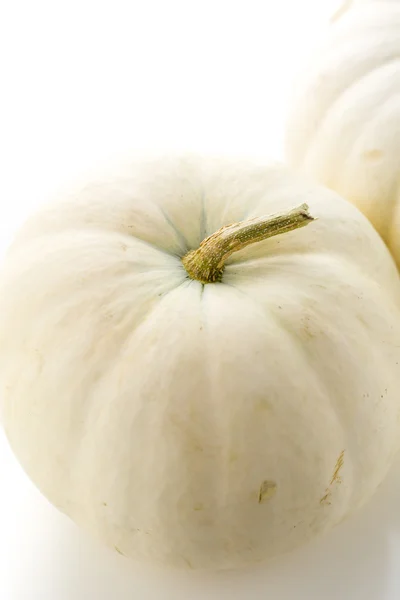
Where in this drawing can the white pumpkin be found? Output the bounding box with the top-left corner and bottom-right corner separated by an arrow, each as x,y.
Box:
285,0 -> 400,266
1,155 -> 400,571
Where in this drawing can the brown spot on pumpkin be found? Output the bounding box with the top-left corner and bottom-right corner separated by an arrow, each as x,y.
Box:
34,349 -> 44,373
183,557 -> 194,569
192,443 -> 204,453
362,149 -> 383,162
121,243 -> 128,251
114,546 -> 124,556
357,314 -> 367,327
301,315 -> 318,339
330,450 -> 345,485
255,398 -> 271,413
258,480 -> 277,503
320,450 -> 345,505
229,452 -> 238,463
320,491 -> 332,506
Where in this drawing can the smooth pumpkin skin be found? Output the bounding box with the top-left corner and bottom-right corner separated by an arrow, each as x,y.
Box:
1,155 -> 400,570
285,0 -> 400,266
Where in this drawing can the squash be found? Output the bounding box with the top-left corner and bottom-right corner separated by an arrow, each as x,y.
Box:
1,155 -> 400,570
285,0 -> 400,266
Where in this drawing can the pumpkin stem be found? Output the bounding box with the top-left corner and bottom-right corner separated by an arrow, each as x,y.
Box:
182,203 -> 315,284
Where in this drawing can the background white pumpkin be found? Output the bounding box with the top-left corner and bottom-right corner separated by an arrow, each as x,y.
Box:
1,155 -> 400,571
285,0 -> 400,266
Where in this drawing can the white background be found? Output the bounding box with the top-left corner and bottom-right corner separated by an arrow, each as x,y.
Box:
2,0 -> 400,598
